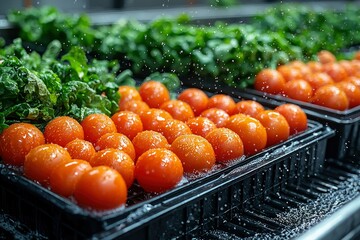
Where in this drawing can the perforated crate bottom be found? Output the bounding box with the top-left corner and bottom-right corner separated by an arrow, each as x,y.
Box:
196,157 -> 360,240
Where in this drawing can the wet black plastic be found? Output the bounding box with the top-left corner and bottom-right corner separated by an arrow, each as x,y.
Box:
0,121 -> 331,239
181,79 -> 360,160
93,125 -> 334,239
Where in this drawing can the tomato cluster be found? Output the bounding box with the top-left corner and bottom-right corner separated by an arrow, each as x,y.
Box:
0,80 -> 308,211
255,50 -> 360,111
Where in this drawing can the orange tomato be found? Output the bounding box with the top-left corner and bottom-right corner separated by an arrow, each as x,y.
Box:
305,72 -> 334,92
205,128 -> 244,163
277,65 -> 303,82
335,81 -> 360,108
160,100 -> 194,122
140,108 -> 173,132
254,69 -> 286,94
307,61 -> 323,73
186,117 -> 217,138
81,113 -> 117,145
24,144 -> 72,186
74,166 -> 127,210
323,63 -> 348,82
275,104 -> 308,135
207,94 -> 236,115
94,133 -> 136,161
132,130 -> 170,160
256,110 -> 290,147
44,116 -> 84,147
312,85 -> 349,111
200,108 -> 230,128
91,148 -> 135,188
111,111 -> 143,140
225,114 -> 267,156
0,123 -> 45,166
178,88 -> 209,116
65,139 -> 96,162
139,81 -> 170,108
345,76 -> 360,89
234,100 -> 265,118
171,134 -> 215,173
49,159 -> 92,197
135,148 -> 183,193
158,119 -> 192,144
317,50 -> 336,64
283,79 -> 313,102
118,85 -> 142,109
119,100 -> 150,116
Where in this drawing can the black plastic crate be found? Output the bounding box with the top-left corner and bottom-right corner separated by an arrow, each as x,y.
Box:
92,124 -> 334,239
181,78 -> 360,160
0,120 -> 330,239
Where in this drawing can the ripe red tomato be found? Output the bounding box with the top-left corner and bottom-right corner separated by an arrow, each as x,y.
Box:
275,104 -> 308,135
317,50 -> 336,64
200,108 -> 230,128
140,108 -> 173,132
81,113 -> 117,145
50,159 -> 92,197
186,117 -> 217,138
160,100 -> 194,122
139,81 -> 170,108
119,100 -> 150,116
111,111 -> 143,140
65,139 -> 96,162
277,65 -> 303,82
44,116 -> 84,147
0,123 -> 45,166
171,134 -> 215,173
312,85 -> 349,110
225,114 -> 267,156
234,100 -> 265,118
283,79 -> 313,102
178,88 -> 209,116
207,94 -> 236,115
255,110 -> 290,147
94,133 -> 136,161
118,85 -> 142,109
335,81 -> 360,108
91,148 -> 135,188
24,144 -> 72,186
254,69 -> 286,94
205,128 -> 244,163
74,166 -> 127,210
135,148 -> 183,193
158,119 -> 192,144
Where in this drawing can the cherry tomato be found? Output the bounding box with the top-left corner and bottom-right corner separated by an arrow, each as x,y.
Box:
81,113 -> 117,145
335,81 -> 360,108
132,130 -> 170,160
305,72 -> 334,92
312,85 -> 349,110
139,81 -> 170,108
283,79 -> 313,102
317,50 -> 336,64
255,110 -> 290,147
158,119 -> 192,144
323,63 -> 348,82
65,139 -> 96,162
140,108 -> 173,132
171,134 -> 215,173
91,148 -> 135,188
118,85 -> 142,109
94,133 -> 136,161
74,166 -> 127,210
160,100 -> 194,122
254,69 -> 286,94
234,100 -> 265,118
111,111 -> 143,140
44,116 -> 84,147
205,128 -> 244,163
119,100 -> 150,116
178,88 -> 209,116
200,108 -> 230,128
50,159 -> 92,197
24,144 -> 72,186
135,148 -> 183,193
225,114 -> 267,156
307,61 -> 323,73
277,65 -> 303,82
186,117 -> 217,138
207,94 -> 236,115
0,123 -> 44,166
275,104 -> 308,134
